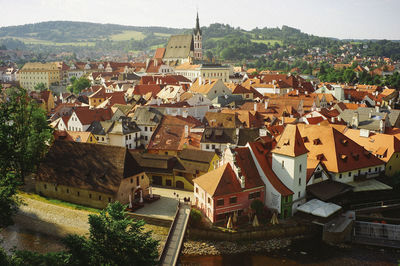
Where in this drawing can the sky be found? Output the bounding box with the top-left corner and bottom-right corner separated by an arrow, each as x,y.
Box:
0,0 -> 399,40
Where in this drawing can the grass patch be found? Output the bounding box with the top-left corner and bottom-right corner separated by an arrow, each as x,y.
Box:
19,192 -> 101,213
154,32 -> 171,37
0,37 -> 95,46
110,30 -> 145,41
251,39 -> 282,46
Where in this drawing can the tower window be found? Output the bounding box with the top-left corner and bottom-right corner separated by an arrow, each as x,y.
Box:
282,160 -> 285,168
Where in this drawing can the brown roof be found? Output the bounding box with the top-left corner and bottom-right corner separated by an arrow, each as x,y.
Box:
37,141 -> 143,195
154,48 -> 166,59
272,125 -> 308,157
344,128 -> 400,163
73,107 -> 112,125
193,163 -> 242,197
297,124 -> 384,173
234,147 -> 265,189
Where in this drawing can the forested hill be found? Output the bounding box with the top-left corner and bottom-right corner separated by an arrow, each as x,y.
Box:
0,21 -> 185,42
1,21 -> 399,61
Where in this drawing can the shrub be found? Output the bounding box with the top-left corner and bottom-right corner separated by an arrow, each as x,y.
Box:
190,208 -> 202,227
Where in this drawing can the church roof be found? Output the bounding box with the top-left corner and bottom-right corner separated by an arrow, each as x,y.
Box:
163,35 -> 193,59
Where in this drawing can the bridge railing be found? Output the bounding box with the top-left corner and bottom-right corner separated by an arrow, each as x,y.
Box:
350,198 -> 400,210
158,201 -> 180,264
354,221 -> 400,241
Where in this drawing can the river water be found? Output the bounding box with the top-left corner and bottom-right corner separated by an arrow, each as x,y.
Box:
0,225 -> 65,254
180,237 -> 400,266
1,225 -> 399,265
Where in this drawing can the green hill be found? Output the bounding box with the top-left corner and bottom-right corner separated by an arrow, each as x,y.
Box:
1,21 -> 399,61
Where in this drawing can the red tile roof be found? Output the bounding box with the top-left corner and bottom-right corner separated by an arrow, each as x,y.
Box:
272,125 -> 309,157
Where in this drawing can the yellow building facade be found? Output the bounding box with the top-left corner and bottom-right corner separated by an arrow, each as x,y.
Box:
19,62 -> 62,90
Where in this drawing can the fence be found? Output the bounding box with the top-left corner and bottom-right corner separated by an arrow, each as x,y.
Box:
354,221 -> 400,241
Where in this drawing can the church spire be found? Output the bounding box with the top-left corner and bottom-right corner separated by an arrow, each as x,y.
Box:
194,11 -> 202,35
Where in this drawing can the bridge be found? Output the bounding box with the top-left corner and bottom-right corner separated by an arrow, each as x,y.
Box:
159,202 -> 190,266
353,221 -> 400,248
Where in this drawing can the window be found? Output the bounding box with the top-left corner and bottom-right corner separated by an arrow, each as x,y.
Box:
166,179 -> 172,186
125,135 -> 128,140
77,191 -> 80,196
55,186 -> 57,191
99,195 -> 102,200
248,191 -> 261,199
196,187 -> 199,193
207,197 -> 211,204
129,135 -> 131,140
130,178 -> 133,184
368,168 -> 371,173
375,167 -> 377,172
108,197 -> 111,203
299,178 -> 301,186
281,160 -> 285,168
348,172 -> 351,177
298,192 -> 301,198
217,199 -> 224,206
44,184 -> 47,189
145,126 -> 148,131
212,144 -> 216,149
339,174 -> 342,179
66,188 -> 69,193
136,176 -> 139,186
141,175 -> 144,179
206,144 -> 210,149
89,194 -> 92,198
129,144 -> 132,148
229,197 -> 237,204
102,137 -> 104,141
299,164 -> 302,173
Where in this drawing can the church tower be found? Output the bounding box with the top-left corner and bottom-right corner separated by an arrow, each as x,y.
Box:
193,12 -> 202,60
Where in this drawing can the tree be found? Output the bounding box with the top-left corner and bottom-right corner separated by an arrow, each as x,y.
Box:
64,202 -> 159,266
0,172 -> 20,227
0,87 -> 53,183
68,77 -> 90,94
250,199 -> 264,216
33,82 -> 47,92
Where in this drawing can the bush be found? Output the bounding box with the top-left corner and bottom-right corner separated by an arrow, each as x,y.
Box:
250,199 -> 264,216
190,208 -> 202,227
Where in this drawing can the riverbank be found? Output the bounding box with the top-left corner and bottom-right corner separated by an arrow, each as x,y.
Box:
181,238 -> 293,256
0,194 -> 169,254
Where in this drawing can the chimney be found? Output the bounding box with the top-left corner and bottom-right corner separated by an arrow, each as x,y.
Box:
368,111 -> 372,119
264,99 -> 269,110
177,93 -> 180,102
296,89 -> 299,95
331,117 -> 335,123
235,127 -> 240,138
259,127 -> 267,137
146,58 -> 150,68
240,175 -> 245,189
184,125 -> 189,138
379,119 -> 385,133
254,102 -> 257,111
183,110 -> 188,118
375,106 -> 380,113
352,112 -> 359,128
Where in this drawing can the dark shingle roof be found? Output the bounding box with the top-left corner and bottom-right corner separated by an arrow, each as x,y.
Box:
37,141 -> 143,195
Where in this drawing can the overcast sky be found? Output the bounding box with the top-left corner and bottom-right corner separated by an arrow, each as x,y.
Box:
1,0 -> 399,40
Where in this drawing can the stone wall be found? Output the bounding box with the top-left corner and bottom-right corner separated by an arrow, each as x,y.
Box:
187,223 -> 319,242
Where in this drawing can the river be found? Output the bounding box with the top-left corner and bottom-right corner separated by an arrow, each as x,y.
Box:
1,225 -> 399,265
180,237 -> 400,266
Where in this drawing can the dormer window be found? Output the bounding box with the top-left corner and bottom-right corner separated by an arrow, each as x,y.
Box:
313,138 -> 321,145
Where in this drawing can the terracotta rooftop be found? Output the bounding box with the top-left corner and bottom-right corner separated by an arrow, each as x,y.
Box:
272,124 -> 309,157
